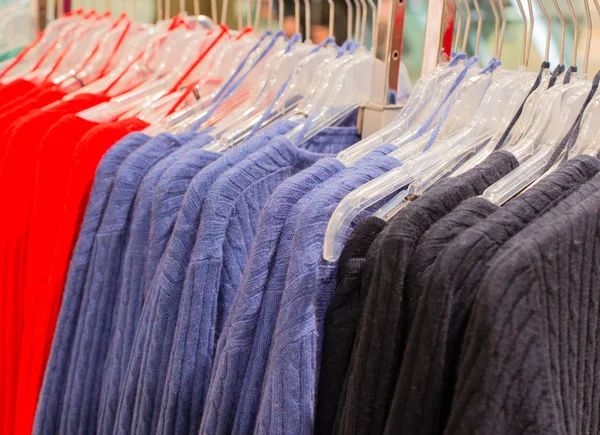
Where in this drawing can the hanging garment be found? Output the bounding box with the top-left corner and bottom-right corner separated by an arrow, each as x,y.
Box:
129,123 -> 360,435
34,131 -> 152,435
201,143 -> 399,435
315,215 -> 387,435
333,151 -> 519,435
0,92 -> 108,435
99,120 -> 299,435
58,130 -> 201,435
384,155 -> 600,435
443,172 -> 600,434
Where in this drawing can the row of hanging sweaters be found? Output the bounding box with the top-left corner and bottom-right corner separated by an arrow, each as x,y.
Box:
1,17 -> 600,435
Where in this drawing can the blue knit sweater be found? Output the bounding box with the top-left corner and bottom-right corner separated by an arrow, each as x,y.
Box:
112,120 -> 300,435
157,128 -> 359,435
200,145 -> 398,435
95,134 -> 219,435
58,132 -> 199,435
254,155 -> 401,435
33,132 -> 151,435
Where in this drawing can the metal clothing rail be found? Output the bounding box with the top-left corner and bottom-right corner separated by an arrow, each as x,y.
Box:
359,0 -> 452,137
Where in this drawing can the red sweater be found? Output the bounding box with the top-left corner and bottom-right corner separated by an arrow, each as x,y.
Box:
0,93 -> 107,435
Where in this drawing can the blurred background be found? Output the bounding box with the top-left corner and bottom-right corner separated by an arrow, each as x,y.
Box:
49,0 -> 600,83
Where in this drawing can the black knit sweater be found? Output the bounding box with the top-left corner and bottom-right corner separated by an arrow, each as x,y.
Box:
384,155 -> 600,435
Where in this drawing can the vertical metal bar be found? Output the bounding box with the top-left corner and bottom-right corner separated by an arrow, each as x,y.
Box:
421,0 -> 446,76
371,0 -> 405,105
32,0 -> 48,30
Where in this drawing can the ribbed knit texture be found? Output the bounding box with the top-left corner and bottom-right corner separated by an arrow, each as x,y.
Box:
384,155 -> 600,435
215,148 -> 397,435
57,131 -> 200,435
316,216 -> 386,435
16,98 -> 108,435
34,131 -> 151,435
143,146 -> 223,292
143,129 -> 358,435
112,120 -> 300,435
334,151 -> 519,435
200,146 -> 396,435
0,96 -> 101,435
95,134 -> 218,435
43,119 -> 150,336
444,174 -> 600,434
253,155 -> 401,435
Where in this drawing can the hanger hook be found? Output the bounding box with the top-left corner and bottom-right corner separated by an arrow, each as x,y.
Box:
246,0 -> 252,27
453,0 -> 463,53
279,0 -> 284,30
254,0 -> 260,29
472,0 -> 482,57
353,0 -> 361,45
157,0 -> 163,21
345,0 -> 353,42
461,0 -> 471,54
565,0 -> 578,67
166,0 -> 171,19
360,0 -> 367,47
497,0 -> 507,59
488,0 -> 499,58
180,0 -> 185,16
294,0 -> 300,37
514,0 -> 527,67
525,0 -> 534,68
583,0 -> 592,77
220,0 -> 228,24
536,0 -> 550,62
304,0 -> 312,42
267,0 -> 273,30
366,0 -> 377,51
551,0 -> 566,64
327,0 -> 334,38
193,0 -> 199,17
237,0 -> 242,28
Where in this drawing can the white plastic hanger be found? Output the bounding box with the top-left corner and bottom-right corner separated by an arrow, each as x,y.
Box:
481,0 -> 591,204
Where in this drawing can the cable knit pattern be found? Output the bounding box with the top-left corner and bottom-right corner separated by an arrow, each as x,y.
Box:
253,156 -> 401,435
143,147 -> 222,292
201,146 -> 395,435
221,148 -> 396,435
113,120 -> 299,435
197,157 -> 345,435
155,131 -> 358,435
58,132 -> 197,435
33,132 -> 150,435
316,216 -> 386,435
95,134 -> 217,435
384,155 -> 600,435
444,179 -> 600,434
335,151 -> 519,435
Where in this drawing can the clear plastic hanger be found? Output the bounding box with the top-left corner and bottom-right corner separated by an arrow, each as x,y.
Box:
158,30 -> 288,133
203,1 -> 339,150
78,21 -> 227,122
481,0 -> 591,204
0,9 -> 82,80
334,0 -> 471,166
450,0 -> 548,175
1,11 -> 93,83
135,0 -> 282,132
557,0 -> 600,159
204,0 -> 321,133
22,12 -> 116,85
53,17 -> 151,93
323,0 -> 508,260
374,17 -> 538,219
128,1 -> 261,123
